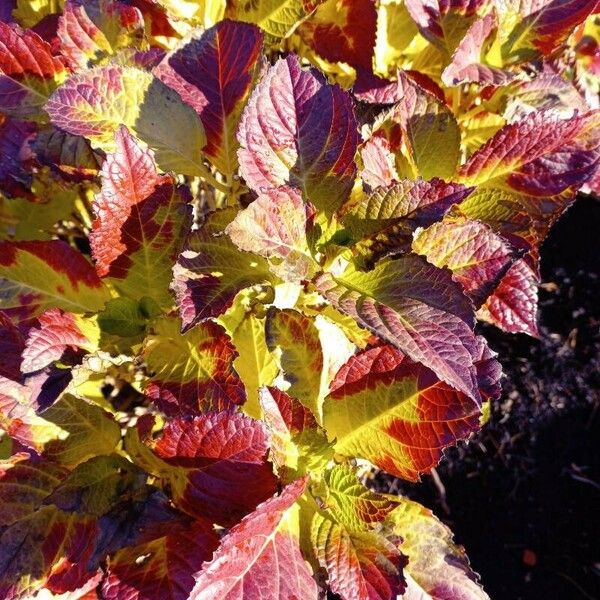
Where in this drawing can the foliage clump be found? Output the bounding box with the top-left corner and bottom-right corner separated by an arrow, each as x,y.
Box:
0,0 -> 598,598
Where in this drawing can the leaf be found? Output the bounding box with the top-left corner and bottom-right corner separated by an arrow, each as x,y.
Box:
442,11 -> 515,87
44,454 -> 146,516
190,477 -> 318,599
97,297 -> 150,337
21,309 -> 98,373
0,454 -> 69,527
259,386 -> 332,479
412,216 -> 517,306
172,209 -> 275,332
231,313 -> 278,419
373,0 -> 419,78
323,345 -> 482,480
0,240 -> 110,324
459,110 -> 600,190
125,412 -> 277,526
390,497 -> 489,599
58,0 -> 145,70
0,504 -> 99,599
405,0 -> 487,53
142,316 -> 246,415
359,134 -> 400,190
12,0 -> 64,27
499,0 -> 599,61
226,0 -> 322,42
90,125 -> 191,308
238,54 -> 358,213
297,0 -> 377,70
0,312 -> 25,380
154,19 -> 263,177
0,118 -> 36,198
45,65 -> 207,176
32,126 -> 102,181
347,179 -> 472,235
315,255 -> 484,402
0,22 -> 67,120
311,511 -> 406,600
102,518 -> 219,600
226,186 -> 316,283
388,71 -> 461,180
0,389 -> 121,467
266,308 -> 324,417
323,465 -> 398,531
477,257 -> 540,336
345,178 -> 473,266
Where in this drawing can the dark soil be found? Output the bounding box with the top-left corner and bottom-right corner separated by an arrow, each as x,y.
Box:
374,198 -> 600,599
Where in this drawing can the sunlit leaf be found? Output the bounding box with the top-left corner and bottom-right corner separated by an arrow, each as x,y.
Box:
90,125 -> 191,308
155,19 -> 263,177
323,345 -> 483,480
0,22 -> 67,120
45,65 -> 207,175
238,54 -> 358,213
190,477 -> 318,599
0,240 -> 110,324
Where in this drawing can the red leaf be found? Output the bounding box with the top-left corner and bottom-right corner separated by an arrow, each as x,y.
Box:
478,257 -> 540,336
0,117 -> 36,198
0,312 -> 25,381
190,478 -> 318,600
155,19 -> 263,176
143,318 -> 246,415
0,22 -> 66,118
297,0 -> 377,70
129,412 -> 277,526
90,125 -> 191,307
102,519 -> 218,600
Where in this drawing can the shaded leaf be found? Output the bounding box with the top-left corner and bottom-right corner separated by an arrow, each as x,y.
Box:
0,118 -> 36,198
142,316 -> 245,415
0,454 -> 69,527
125,412 -> 277,526
102,518 -> 219,600
0,312 -> 25,380
171,209 -> 275,332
